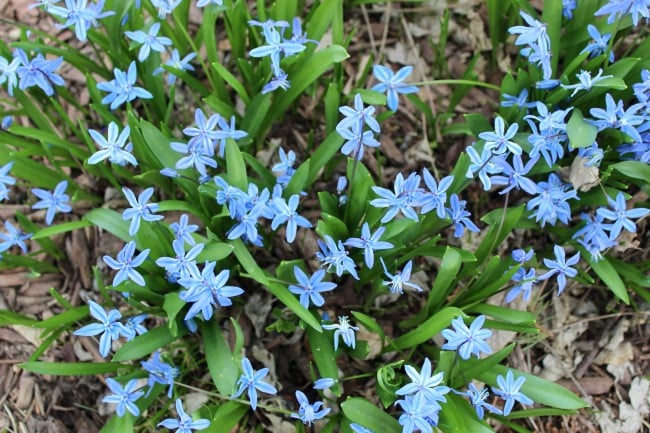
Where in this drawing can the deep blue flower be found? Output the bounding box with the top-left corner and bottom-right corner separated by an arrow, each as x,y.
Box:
380,258 -> 423,294
88,122 -> 137,166
537,245 -> 580,295
124,22 -> 172,62
0,220 -> 31,254
15,50 -> 65,96
103,378 -> 144,417
231,357 -> 277,410
122,187 -> 163,237
31,180 -> 72,225
395,357 -> 450,406
345,222 -> 393,269
442,315 -> 492,359
103,241 -> 150,287
291,390 -> 330,426
97,61 -> 153,110
179,261 -> 244,321
288,266 -> 337,309
322,315 -> 359,350
371,64 -> 419,111
596,191 -> 649,239
73,300 -> 130,357
492,370 -> 534,416
141,352 -> 179,398
158,399 -> 210,433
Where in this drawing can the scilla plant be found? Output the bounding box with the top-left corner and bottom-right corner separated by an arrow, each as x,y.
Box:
0,0 -> 648,432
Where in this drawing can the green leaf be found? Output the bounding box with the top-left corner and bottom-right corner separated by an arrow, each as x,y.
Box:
0,310 -> 38,327
112,326 -> 179,362
389,307 -> 463,351
202,319 -> 239,395
20,361 -> 126,376
225,138 -> 248,190
196,242 -> 234,262
308,325 -> 342,396
306,132 -> 344,188
31,219 -> 92,240
424,246 -> 462,314
202,401 -> 248,433
584,252 -> 630,304
592,76 -> 626,90
478,366 -> 588,410
451,343 -> 515,388
267,281 -> 322,332
341,398 -> 401,433
466,304 -> 536,325
612,161 -> 650,183
212,62 -> 251,105
438,393 -> 495,433
284,159 -> 310,197
567,109 -> 598,149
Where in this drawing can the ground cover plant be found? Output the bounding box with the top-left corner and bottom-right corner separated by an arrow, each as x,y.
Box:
0,0 -> 649,432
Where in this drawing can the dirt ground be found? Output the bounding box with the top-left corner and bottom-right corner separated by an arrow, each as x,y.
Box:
1,1 -> 649,432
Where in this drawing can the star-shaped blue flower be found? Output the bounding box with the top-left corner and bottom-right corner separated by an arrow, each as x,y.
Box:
288,266 -> 337,309
441,315 -> 492,360
122,187 -> 163,237
371,64 -> 419,111
103,378 -> 144,417
158,399 -> 210,433
231,357 -> 277,410
31,180 -> 72,225
103,241 -> 150,287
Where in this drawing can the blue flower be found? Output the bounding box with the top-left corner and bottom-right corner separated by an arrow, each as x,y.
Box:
249,24 -> 306,76
288,266 -> 337,309
562,69 -> 612,97
371,65 -> 419,111
420,170 -> 453,218
48,0 -> 113,41
150,0 -> 182,18
271,195 -> 312,243
0,162 -> 16,202
492,370 -> 533,416
337,93 -> 381,134
455,383 -> 502,419
370,172 -> 421,223
562,0 -> 577,19
505,268 -> 537,303
197,0 -> 223,7
179,262 -> 244,321
315,235 -> 359,279
103,378 -> 144,417
446,194 -> 480,238
581,25 -> 614,63
97,61 -> 153,110
442,315 -> 492,359
380,258 -> 422,294
395,357 -> 450,406
313,377 -> 337,390
595,0 -> 649,26
103,241 -> 150,287
0,54 -> 21,96
290,390 -> 330,426
596,192 -> 649,239
0,220 -> 31,254
350,423 -> 374,433
231,357 -> 277,410
322,315 -> 359,350
501,89 -> 535,109
396,393 -> 440,433
508,11 -> 549,49
141,352 -> 179,398
272,148 -> 296,186
158,398 -> 210,433
590,94 -> 645,142
124,22 -> 172,62
73,300 -> 130,357
339,120 -> 381,161
15,50 -> 65,96
183,108 -> 221,156
537,245 -> 580,295
573,213 -> 617,261
262,70 -> 291,94
170,214 -> 199,246
122,187 -> 163,237
527,174 -> 578,227
479,116 -> 521,156
170,140 -> 218,176
124,314 -> 148,340
345,223 -> 393,269
215,116 -> 248,158
154,49 -> 196,85
88,122 -> 137,166
31,180 -> 72,225
489,155 -> 539,195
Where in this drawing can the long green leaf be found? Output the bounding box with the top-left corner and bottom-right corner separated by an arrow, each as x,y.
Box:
202,319 -> 239,395
389,307 -> 462,351
341,398 -> 401,433
21,361 -> 126,375
112,326 -> 179,362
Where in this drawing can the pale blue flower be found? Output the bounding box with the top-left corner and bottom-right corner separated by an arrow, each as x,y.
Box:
141,352 -> 179,398
322,315 -> 359,351
288,267 -> 336,309
441,315 -> 492,359
492,370 -> 533,416
380,258 -> 422,294
73,300 -> 130,357
0,220 -> 31,254
31,180 -> 72,225
97,61 -> 153,110
158,399 -> 210,432
537,245 -> 580,295
456,383 -> 502,419
395,358 -> 450,406
345,223 -> 393,269
88,122 -> 137,166
103,378 -> 144,417
103,241 -> 150,287
170,214 -> 199,246
179,262 -> 244,321
122,187 -> 163,237
291,390 -> 330,426
231,357 -> 277,410
371,64 -> 419,111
